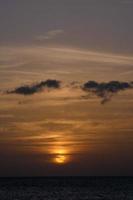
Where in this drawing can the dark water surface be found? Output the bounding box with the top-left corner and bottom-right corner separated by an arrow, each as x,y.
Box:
0,177 -> 133,200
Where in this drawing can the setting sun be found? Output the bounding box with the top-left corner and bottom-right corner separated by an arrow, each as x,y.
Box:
55,154 -> 66,164
52,147 -> 69,165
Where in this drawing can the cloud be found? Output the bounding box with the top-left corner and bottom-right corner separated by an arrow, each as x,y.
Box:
8,79 -> 61,95
1,46 -> 133,72
35,29 -> 64,41
6,78 -> 133,104
82,81 -> 133,104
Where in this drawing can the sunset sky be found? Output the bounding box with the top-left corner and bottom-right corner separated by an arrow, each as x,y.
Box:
0,0 -> 133,176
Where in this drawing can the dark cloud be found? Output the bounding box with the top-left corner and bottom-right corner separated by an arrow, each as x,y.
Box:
7,79 -> 133,104
8,79 -> 60,95
82,81 -> 133,104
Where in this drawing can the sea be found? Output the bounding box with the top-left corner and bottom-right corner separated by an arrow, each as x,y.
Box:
0,177 -> 133,200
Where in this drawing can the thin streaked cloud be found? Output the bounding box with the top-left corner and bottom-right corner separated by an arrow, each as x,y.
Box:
1,46 -> 133,67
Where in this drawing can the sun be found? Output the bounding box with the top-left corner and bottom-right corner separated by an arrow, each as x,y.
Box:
54,154 -> 66,164
51,147 -> 70,165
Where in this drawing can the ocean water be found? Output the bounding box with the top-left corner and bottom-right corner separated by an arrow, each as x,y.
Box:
0,177 -> 133,200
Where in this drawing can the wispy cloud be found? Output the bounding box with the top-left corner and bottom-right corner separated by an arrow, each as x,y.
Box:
35,29 -> 64,41
1,46 -> 133,69
1,45 -> 133,92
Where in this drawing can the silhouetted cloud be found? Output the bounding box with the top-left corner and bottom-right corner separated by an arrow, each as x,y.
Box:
8,79 -> 60,95
7,79 -> 133,104
82,81 -> 133,104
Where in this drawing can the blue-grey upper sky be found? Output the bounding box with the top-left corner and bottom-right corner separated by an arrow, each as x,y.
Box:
0,0 -> 133,54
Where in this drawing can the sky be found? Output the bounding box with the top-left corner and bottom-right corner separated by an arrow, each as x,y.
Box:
0,0 -> 133,176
